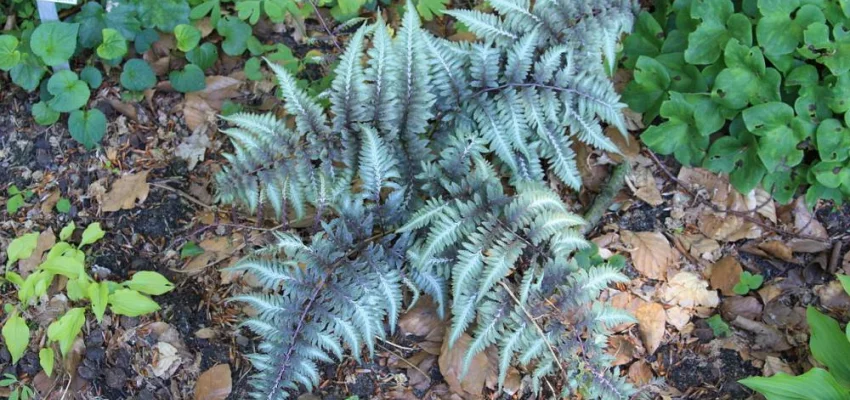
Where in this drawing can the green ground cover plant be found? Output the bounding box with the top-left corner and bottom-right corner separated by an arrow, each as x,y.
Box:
622,0 -> 850,205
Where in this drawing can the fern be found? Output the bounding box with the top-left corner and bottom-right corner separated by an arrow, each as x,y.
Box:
217,0 -> 637,398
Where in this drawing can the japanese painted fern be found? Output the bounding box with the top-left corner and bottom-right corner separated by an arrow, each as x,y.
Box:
218,0 -> 637,398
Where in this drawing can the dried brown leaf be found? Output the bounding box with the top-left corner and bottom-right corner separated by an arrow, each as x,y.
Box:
621,231 -> 675,280
439,332 -> 489,398
195,364 -> 232,400
101,171 -> 150,212
792,197 -> 828,240
720,296 -> 763,321
709,256 -> 743,296
662,272 -> 719,308
19,229 -> 55,275
399,297 -> 445,355
635,302 -> 666,354
758,240 -> 795,262
628,360 -> 654,386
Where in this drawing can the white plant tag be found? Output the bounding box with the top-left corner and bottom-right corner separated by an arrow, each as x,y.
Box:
43,0 -> 78,4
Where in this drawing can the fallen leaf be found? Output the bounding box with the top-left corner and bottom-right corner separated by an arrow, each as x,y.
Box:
787,238 -> 830,254
662,272 -> 719,308
816,280 -> 850,313
628,360 -> 653,386
763,356 -> 794,377
608,335 -> 638,366
439,332 -> 489,398
184,235 -> 244,274
720,296 -> 763,321
194,328 -> 217,339
665,306 -> 691,331
628,166 -> 663,206
792,197 -> 828,240
195,364 -> 232,400
678,234 -> 720,260
151,342 -> 182,378
19,229 -> 55,275
621,231 -> 675,280
731,316 -> 791,351
183,76 -> 242,132
101,171 -> 150,212
399,297 -> 445,355
175,132 -> 211,171
757,240 -> 795,262
40,191 -> 61,215
634,302 -> 665,354
709,256 -> 743,296
754,188 -> 777,223
606,127 -> 641,162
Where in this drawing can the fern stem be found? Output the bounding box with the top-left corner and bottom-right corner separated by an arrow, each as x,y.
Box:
475,82 -> 619,112
581,162 -> 629,235
267,273 -> 328,400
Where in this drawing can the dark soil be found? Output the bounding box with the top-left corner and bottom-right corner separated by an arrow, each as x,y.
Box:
662,346 -> 760,399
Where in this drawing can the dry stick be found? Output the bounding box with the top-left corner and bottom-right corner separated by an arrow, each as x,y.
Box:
149,182 -> 213,210
645,149 -> 830,243
304,0 -> 342,52
582,162 -> 630,235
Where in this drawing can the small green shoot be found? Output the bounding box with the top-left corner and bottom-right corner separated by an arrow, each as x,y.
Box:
733,271 -> 763,295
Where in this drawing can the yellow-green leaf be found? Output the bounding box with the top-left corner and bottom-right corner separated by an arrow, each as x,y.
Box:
59,222 -> 76,242
2,312 -> 29,364
88,281 -> 109,323
6,232 -> 39,268
124,271 -> 175,295
109,289 -> 160,317
39,256 -> 84,279
79,223 -> 105,248
39,347 -> 55,377
47,308 -> 85,357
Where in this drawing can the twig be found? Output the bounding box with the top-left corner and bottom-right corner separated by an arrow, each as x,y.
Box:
582,162 -> 630,235
304,0 -> 342,52
645,149 -> 830,243
375,336 -> 416,352
374,342 -> 429,378
149,182 -> 213,210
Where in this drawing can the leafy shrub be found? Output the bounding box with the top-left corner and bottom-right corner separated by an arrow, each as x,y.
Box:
2,222 -> 175,377
740,276 -> 850,399
622,0 -> 850,205
218,0 -> 637,398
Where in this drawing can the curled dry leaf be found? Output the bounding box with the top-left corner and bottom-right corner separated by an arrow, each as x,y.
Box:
635,302 -> 666,355
628,165 -> 663,206
731,316 -> 791,351
438,332 -> 490,398
662,272 -> 719,308
195,364 -> 232,400
709,256 -> 743,296
815,280 -> 850,313
40,191 -> 61,215
175,132 -> 212,171
399,297 -> 445,356
184,235 -> 245,275
608,335 -> 639,366
665,306 -> 691,331
763,356 -> 794,377
101,171 -> 150,212
151,342 -> 182,378
184,76 -> 242,132
628,360 -> 654,386
720,296 -> 763,321
757,240 -> 795,262
792,197 -> 828,240
621,230 -> 676,280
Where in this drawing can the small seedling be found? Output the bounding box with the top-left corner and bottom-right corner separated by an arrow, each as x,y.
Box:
733,271 -> 763,295
56,198 -> 71,214
180,242 -> 205,258
706,315 -> 731,338
6,186 -> 33,214
0,373 -> 34,400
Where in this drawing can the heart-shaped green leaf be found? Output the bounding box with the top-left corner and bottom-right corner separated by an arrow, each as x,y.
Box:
31,22 -> 79,66
0,35 -> 21,71
174,24 -> 201,52
46,71 -> 90,112
169,64 -> 206,93
120,59 -> 156,91
68,109 -> 107,150
96,28 -> 128,60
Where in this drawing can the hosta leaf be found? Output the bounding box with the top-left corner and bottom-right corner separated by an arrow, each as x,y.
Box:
808,306 -> 850,386
740,368 -> 850,400
124,271 -> 175,295
47,308 -> 85,357
109,289 -> 161,316
2,312 -> 29,364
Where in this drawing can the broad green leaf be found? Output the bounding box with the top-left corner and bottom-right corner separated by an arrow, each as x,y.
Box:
39,256 -> 84,279
96,29 -> 128,60
120,59 -> 156,91
73,2 -> 107,48
56,198 -> 71,214
808,306 -> 850,386
174,24 -> 201,52
80,66 -> 103,89
704,132 -> 766,194
829,74 -> 850,113
244,57 -> 263,81
742,103 -> 806,172
622,56 -> 671,122
622,12 -> 664,68
838,274 -> 850,297
46,308 -> 85,357
180,242 -> 205,258
416,0 -> 448,20
11,54 -> 46,92
216,16 -> 252,56
125,271 -> 175,295
2,312 -> 29,364
266,44 -> 299,74
39,348 -> 54,377
68,109 -> 107,150
80,222 -> 105,247
65,277 -> 90,302
804,22 -> 850,75
31,102 -> 60,126
191,0 -> 222,26
812,161 -> 850,189
0,35 -> 21,71
640,92 -> 718,165
109,289 -> 161,316
711,41 -> 780,110
6,233 -> 39,268
134,29 -> 159,53
685,0 -> 751,65
46,71 -> 89,112
137,0 -> 190,32
31,22 -> 79,66
186,43 -> 218,70
88,281 -> 109,323
169,64 -> 206,93
816,119 -> 850,162
6,194 -> 24,214
756,1 -> 824,56
706,314 -> 730,337
236,1 -> 262,24
59,222 -> 75,241
740,368 -> 850,400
